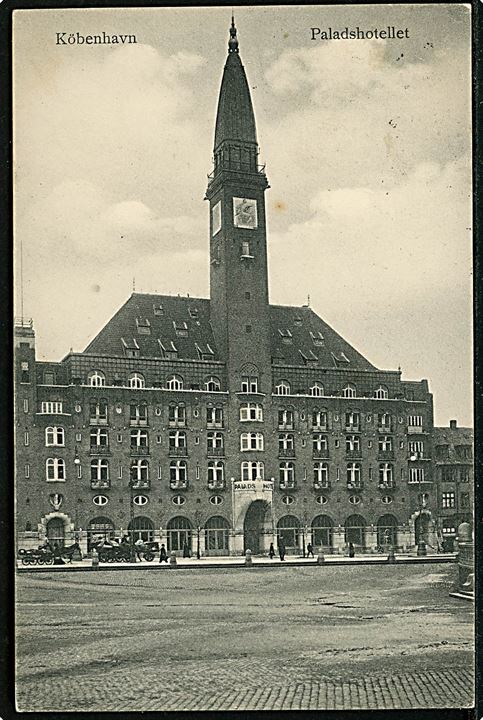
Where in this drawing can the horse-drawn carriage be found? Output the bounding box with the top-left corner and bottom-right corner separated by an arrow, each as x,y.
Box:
91,537 -> 159,562
18,541 -> 82,565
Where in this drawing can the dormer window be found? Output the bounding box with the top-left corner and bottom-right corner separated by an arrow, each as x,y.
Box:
332,351 -> 351,366
294,316 -> 302,326
300,350 -> 318,366
88,371 -> 105,387
153,303 -> 164,316
310,331 -> 324,347
205,376 -> 221,392
278,328 -> 293,344
196,343 -> 215,361
241,241 -> 253,258
121,337 -> 140,358
158,339 -> 178,360
173,321 -> 188,338
188,306 -> 199,319
275,380 -> 291,396
136,318 -> 151,335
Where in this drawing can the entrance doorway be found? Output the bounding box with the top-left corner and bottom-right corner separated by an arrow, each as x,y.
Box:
243,500 -> 268,554
46,517 -> 65,548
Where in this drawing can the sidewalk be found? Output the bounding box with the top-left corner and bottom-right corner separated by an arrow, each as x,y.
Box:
16,552 -> 457,573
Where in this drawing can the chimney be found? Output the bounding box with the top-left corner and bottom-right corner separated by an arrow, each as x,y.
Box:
449,419 -> 457,429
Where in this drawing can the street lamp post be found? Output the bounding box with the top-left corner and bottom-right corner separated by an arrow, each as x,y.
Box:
194,510 -> 202,560
129,474 -> 136,562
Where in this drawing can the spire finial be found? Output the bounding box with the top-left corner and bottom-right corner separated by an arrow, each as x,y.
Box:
228,12 -> 239,53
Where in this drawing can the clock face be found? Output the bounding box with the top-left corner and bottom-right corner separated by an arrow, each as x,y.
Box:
233,197 -> 258,229
212,201 -> 221,236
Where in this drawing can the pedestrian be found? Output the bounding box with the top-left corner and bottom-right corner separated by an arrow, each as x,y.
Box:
135,537 -> 144,561
278,537 -> 286,561
182,542 -> 191,558
348,542 -> 355,558
159,543 -> 168,563
306,542 -> 314,558
269,542 -> 275,559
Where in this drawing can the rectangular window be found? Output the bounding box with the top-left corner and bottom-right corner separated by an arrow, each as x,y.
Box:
441,466 -> 456,482
441,492 -> 455,509
117,434 -> 123,443
157,465 -> 162,480
24,431 -> 29,446
435,444 -> 449,460
207,407 -> 224,427
409,467 -> 425,483
455,445 -> 472,460
41,401 -> 63,414
23,399 -> 29,413
118,464 -> 123,479
241,376 -> 258,393
76,464 -> 82,479
460,492 -> 470,509
459,467 -> 470,483
75,432 -> 82,442
24,464 -> 30,478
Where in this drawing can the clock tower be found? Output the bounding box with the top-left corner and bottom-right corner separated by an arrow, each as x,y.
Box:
206,19 -> 271,393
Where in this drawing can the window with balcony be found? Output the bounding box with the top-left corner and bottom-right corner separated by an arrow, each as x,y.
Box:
240,403 -> 263,422
441,492 -> 455,509
409,467 -> 425,483
207,431 -> 224,454
130,429 -> 149,454
345,411 -> 360,432
342,383 -> 356,398
170,460 -> 188,489
313,433 -> 329,456
46,458 -> 66,482
128,372 -> 145,389
169,403 -> 186,426
207,407 -> 224,427
131,458 -> 149,489
312,410 -> 328,430
309,382 -> 324,397
90,428 -> 109,450
346,435 -> 361,456
279,461 -> 295,489
275,380 -> 290,395
407,415 -> 423,432
346,462 -> 362,488
205,376 -> 221,392
169,430 -> 187,456
240,432 -> 264,451
241,461 -> 264,481
279,433 -> 295,455
278,409 -> 294,429
45,426 -> 65,447
90,399 -> 108,424
241,375 -> 258,393
91,458 -> 109,488
313,462 -> 329,489
408,440 -> 424,458
378,435 -> 393,454
377,413 -> 393,433
207,460 -> 225,489
378,463 -> 394,488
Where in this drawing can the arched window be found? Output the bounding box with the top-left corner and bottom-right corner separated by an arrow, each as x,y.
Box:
169,430 -> 187,452
166,375 -> 184,391
279,461 -> 295,489
205,376 -> 221,392
309,382 -> 324,397
128,372 -> 145,389
91,458 -> 109,488
167,516 -> 192,553
130,401 -> 147,425
130,429 -> 148,448
312,515 -> 333,547
207,461 -> 224,489
88,371 -> 105,387
347,463 -> 362,489
313,433 -> 328,455
278,433 -> 295,453
378,463 -> 394,488
240,403 -> 263,422
241,461 -> 264,481
342,383 -> 356,398
377,514 -> 398,547
169,403 -> 186,426
207,431 -> 224,452
275,380 -> 291,396
277,515 -> 300,549
374,385 -> 388,399
345,514 -> 366,547
128,516 -> 154,543
46,458 -> 66,481
90,399 -> 108,423
241,374 -> 258,393
45,426 -> 65,447
170,460 -> 188,489
90,428 -> 109,448
131,459 -> 149,488
205,516 -> 230,554
313,462 -> 329,489
312,409 -> 328,430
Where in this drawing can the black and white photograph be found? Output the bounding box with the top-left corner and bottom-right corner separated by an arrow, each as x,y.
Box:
13,3 -> 474,713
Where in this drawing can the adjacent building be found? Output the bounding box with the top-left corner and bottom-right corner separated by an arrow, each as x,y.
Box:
15,21 -> 452,556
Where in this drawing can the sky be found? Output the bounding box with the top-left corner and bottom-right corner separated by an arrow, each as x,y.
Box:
13,4 -> 472,426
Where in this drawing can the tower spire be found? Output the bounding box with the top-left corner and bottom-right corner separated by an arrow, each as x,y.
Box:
228,13 -> 239,53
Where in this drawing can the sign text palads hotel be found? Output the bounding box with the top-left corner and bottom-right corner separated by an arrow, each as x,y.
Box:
15,20 -> 440,556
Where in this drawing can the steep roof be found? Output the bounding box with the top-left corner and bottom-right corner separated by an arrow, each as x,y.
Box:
83,293 -> 376,370
213,29 -> 257,150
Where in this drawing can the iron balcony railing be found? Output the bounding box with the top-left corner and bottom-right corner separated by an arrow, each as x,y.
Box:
279,448 -> 296,458
169,446 -> 188,457
207,446 -> 225,457
90,479 -> 110,489
89,445 -> 111,455
130,445 -> 150,456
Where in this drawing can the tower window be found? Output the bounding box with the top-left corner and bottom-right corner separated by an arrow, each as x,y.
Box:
241,241 -> 252,258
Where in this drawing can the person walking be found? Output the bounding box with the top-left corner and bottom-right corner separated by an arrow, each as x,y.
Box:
278,537 -> 286,561
348,542 -> 355,558
182,542 -> 191,558
159,544 -> 168,563
306,542 -> 314,558
269,542 -> 275,560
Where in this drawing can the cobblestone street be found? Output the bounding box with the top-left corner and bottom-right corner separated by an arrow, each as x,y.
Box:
16,562 -> 473,712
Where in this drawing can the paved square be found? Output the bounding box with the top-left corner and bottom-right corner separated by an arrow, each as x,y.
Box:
16,562 -> 473,711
